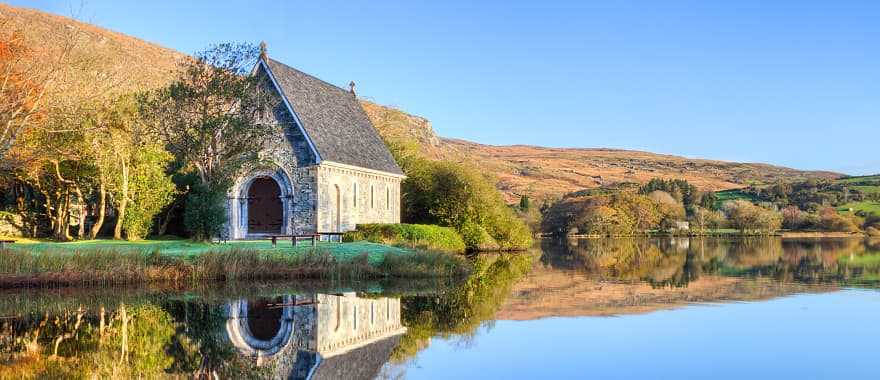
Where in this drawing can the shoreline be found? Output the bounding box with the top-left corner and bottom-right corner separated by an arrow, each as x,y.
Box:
547,232 -> 867,239
0,243 -> 472,289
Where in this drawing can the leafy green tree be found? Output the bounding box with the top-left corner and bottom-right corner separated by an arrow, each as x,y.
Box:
183,183 -> 228,241
140,43 -> 276,188
386,139 -> 532,250
699,191 -> 718,210
519,195 -> 531,210
122,145 -> 176,240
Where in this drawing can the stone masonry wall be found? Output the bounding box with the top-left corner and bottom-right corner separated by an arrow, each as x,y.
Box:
315,164 -> 402,233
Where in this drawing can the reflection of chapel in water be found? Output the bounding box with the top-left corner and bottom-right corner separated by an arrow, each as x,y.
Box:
225,293 -> 406,380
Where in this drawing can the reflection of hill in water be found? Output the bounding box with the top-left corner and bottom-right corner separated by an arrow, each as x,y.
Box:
498,237 -> 878,321
498,268 -> 836,320
540,237 -> 877,287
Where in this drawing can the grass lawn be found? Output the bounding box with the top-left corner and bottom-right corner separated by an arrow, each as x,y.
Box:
3,238 -> 414,265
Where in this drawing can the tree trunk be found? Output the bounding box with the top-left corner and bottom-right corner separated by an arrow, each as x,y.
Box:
61,190 -> 72,241
52,189 -> 69,241
90,177 -> 107,239
74,186 -> 86,238
156,199 -> 179,236
113,161 -> 129,240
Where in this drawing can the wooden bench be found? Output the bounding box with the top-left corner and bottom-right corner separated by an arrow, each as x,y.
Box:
268,234 -> 320,248
0,240 -> 15,249
318,232 -> 345,243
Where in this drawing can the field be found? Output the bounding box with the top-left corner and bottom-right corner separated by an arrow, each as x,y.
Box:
714,189 -> 758,207
836,175 -> 880,215
838,201 -> 880,215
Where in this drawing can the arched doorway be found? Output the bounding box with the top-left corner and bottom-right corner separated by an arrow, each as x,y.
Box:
246,297 -> 284,341
248,177 -> 282,234
225,295 -> 296,359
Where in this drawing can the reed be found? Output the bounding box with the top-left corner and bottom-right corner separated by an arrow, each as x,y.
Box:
0,248 -> 471,288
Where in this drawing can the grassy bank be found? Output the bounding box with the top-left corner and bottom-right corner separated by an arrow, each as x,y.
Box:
0,240 -> 471,288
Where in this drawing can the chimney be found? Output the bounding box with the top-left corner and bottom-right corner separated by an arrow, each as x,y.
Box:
349,81 -> 357,97
259,41 -> 268,61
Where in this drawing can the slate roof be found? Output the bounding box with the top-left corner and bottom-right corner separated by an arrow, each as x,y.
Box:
264,58 -> 404,176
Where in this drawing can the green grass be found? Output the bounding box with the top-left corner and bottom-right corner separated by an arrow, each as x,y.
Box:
0,239 -> 471,287
4,239 -> 410,264
714,189 -> 758,207
837,201 -> 880,215
835,175 -> 880,184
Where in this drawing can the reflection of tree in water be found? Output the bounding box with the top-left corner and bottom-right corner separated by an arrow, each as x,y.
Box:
0,301 -> 267,379
540,237 -> 880,288
390,253 -> 535,362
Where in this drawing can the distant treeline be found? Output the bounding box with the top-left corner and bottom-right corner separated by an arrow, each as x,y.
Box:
541,177 -> 880,237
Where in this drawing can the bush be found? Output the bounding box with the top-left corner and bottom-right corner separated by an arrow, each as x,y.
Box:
387,140 -> 532,251
184,184 -> 227,241
344,223 -> 466,252
123,145 -> 176,240
460,221 -> 499,251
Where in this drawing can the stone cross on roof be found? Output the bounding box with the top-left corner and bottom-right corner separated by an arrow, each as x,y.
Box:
259,41 -> 268,61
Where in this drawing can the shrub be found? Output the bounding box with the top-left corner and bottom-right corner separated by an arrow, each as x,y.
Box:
460,221 -> 499,251
123,145 -> 176,240
344,223 -> 466,252
387,140 -> 532,251
184,184 -> 227,241
818,208 -> 860,232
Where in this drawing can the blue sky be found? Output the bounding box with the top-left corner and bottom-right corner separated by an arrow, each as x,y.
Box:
12,0 -> 880,174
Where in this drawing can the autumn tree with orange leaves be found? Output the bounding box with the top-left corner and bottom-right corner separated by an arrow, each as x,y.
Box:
0,29 -> 53,161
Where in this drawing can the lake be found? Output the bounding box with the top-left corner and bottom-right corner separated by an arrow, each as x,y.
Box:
1,237 -> 878,379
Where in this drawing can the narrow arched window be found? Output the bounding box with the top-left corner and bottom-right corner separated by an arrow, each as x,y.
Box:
334,297 -> 342,332
370,185 -> 375,209
386,186 -> 390,210
353,182 -> 358,208
353,305 -> 359,330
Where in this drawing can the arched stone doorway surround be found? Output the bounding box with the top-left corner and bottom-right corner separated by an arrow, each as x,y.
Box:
226,295 -> 296,359
229,167 -> 294,239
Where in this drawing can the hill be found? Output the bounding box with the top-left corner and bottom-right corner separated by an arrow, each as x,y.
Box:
364,102 -> 841,202
0,3 -> 183,96
3,3 -> 843,203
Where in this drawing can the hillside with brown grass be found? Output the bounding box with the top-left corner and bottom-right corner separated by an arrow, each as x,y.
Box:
496,265 -> 835,320
4,3 -> 842,203
363,102 -> 842,202
0,3 -> 183,97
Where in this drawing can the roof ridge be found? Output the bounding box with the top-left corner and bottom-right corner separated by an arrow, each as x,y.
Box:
267,58 -> 353,97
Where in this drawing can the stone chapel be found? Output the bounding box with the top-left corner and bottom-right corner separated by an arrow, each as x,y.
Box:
225,45 -> 404,239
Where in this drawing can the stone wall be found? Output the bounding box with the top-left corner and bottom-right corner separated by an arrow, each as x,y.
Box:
225,68 -> 320,238
225,293 -> 405,378
225,66 -> 402,238
314,293 -> 404,356
315,164 -> 402,233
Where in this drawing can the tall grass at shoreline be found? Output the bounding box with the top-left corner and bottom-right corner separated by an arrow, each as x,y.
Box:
0,248 -> 471,288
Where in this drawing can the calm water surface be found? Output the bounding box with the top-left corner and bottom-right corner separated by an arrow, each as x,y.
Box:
1,237 -> 879,379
